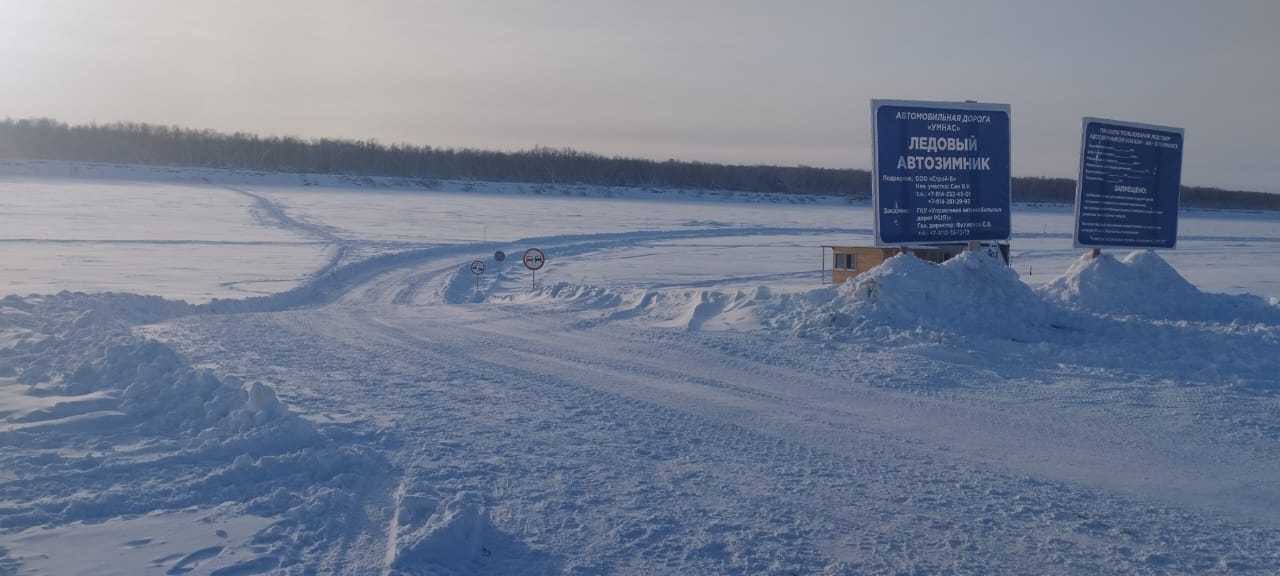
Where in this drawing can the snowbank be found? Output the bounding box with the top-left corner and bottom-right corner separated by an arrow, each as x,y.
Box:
759,248 -> 1067,342
1039,250 -> 1280,323
484,249 -> 1277,397
483,248 -> 1053,340
0,291 -> 389,572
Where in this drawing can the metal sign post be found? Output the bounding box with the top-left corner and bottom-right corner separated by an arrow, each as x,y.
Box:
494,250 -> 506,276
470,259 -> 485,294
522,248 -> 545,289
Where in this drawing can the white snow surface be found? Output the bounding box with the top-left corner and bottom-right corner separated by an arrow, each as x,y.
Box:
1,161 -> 1279,574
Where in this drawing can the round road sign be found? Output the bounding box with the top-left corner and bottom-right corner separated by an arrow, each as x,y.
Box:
522,248 -> 545,271
470,260 -> 486,275
494,250 -> 506,262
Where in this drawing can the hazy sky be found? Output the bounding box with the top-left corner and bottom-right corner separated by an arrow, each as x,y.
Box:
3,0 -> 1278,191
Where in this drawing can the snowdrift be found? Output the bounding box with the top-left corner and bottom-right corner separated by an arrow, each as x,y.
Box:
1039,250 -> 1280,323
764,248 -> 1065,341
501,248 -> 1065,342
486,249 -> 1277,394
481,247 -> 1278,353
0,292 -> 389,572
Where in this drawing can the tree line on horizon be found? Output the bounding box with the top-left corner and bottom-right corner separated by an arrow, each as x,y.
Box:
2,117 -> 1276,210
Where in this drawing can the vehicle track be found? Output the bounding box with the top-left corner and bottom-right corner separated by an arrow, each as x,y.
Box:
146,190 -> 1280,573
166,279 -> 1280,574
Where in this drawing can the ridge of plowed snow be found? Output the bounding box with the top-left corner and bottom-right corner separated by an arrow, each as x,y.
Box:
0,292 -> 392,572
759,248 -> 1066,341
1039,250 -> 1280,322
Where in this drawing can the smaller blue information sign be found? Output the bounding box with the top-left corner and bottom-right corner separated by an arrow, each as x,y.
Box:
872,99 -> 1012,246
1074,118 -> 1184,249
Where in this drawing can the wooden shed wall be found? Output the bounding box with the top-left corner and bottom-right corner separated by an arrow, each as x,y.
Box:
831,247 -> 896,284
831,245 -> 969,284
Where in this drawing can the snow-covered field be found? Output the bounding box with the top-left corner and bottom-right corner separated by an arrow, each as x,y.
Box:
0,161 -> 1278,575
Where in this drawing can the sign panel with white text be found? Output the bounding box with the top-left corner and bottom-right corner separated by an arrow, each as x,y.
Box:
1074,117 -> 1184,249
872,99 -> 1012,245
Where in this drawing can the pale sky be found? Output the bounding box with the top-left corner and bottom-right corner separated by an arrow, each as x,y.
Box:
2,0 -> 1278,191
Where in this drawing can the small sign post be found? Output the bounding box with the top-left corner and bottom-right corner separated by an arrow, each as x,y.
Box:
522,248 -> 545,289
1074,117 -> 1184,254
470,259 -> 485,294
494,250 -> 506,275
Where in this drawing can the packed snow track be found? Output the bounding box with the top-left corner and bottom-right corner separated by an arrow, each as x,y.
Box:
1,173 -> 1278,575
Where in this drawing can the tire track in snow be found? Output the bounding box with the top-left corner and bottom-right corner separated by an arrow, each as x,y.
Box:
222,186 -> 350,283
166,302 -> 1280,574
223,186 -> 343,243
148,221 -> 1280,573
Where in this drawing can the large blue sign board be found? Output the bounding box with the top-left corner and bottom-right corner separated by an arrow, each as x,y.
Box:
872,100 -> 1011,246
1074,118 -> 1184,249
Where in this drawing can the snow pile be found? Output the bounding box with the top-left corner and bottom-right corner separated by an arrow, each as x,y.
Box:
1,293 -> 277,436
0,292 -> 389,572
1024,250 -> 1280,391
462,247 -> 1276,394
520,281 -> 625,308
738,249 -> 1277,392
388,490 -> 499,573
765,249 -> 1066,342
1038,250 -> 1280,323
1,291 -> 194,330
653,286 -> 776,331
502,283 -> 778,331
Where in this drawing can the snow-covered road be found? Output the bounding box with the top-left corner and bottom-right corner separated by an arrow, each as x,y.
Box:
161,214 -> 1280,573
2,165 -> 1278,574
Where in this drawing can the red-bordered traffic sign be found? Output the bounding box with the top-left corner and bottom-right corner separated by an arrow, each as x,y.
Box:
522,248 -> 545,271
470,260 -> 486,275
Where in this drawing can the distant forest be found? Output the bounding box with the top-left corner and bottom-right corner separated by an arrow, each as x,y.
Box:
2,118 -> 1277,210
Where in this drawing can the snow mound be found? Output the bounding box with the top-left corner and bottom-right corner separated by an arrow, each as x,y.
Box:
1,291 -> 194,330
521,285 -> 774,331
0,292 -> 390,571
386,480 -> 559,573
1038,250 -> 1280,323
439,261 -> 491,304
390,491 -> 489,571
535,282 -> 626,308
650,287 -> 774,331
495,281 -> 626,310
764,249 -> 1064,341
500,251 -> 1065,342
1,294 -> 288,436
